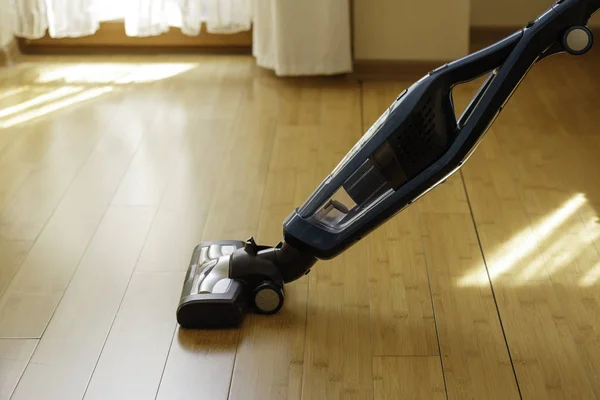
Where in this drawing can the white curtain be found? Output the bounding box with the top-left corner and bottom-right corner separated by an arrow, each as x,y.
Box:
9,0 -> 252,39
6,0 -> 352,76
252,0 -> 352,76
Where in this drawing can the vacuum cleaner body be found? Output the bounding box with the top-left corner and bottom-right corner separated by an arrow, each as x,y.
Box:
177,0 -> 599,329
284,0 -> 598,260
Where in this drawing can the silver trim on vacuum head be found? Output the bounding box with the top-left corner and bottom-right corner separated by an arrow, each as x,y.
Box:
198,256 -> 231,294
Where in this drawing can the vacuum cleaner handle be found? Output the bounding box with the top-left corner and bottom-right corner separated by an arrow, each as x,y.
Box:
282,0 -> 600,261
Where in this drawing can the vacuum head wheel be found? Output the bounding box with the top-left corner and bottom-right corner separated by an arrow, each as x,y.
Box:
253,282 -> 285,314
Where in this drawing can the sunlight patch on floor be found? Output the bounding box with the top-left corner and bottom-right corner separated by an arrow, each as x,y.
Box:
0,87 -> 84,119
458,193 -> 588,287
34,63 -> 198,85
581,262 -> 600,286
0,87 -> 114,129
0,62 -> 199,129
516,212 -> 600,280
0,87 -> 28,101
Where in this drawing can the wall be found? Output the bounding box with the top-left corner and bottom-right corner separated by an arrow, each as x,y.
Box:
353,0 -> 471,61
353,0 -> 600,62
471,0 -> 600,27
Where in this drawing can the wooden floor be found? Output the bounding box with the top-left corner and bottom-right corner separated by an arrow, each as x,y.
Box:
0,50 -> 599,400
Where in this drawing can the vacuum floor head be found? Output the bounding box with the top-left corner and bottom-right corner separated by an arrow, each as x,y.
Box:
176,241 -> 248,329
176,238 -> 296,329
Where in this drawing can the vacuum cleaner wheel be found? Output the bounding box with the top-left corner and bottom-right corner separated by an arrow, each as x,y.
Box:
253,281 -> 284,314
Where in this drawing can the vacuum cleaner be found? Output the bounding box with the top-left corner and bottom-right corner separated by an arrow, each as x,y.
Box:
176,0 -> 599,329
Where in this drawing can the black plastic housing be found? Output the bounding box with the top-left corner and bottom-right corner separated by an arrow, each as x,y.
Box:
229,238 -> 317,285
176,280 -> 246,329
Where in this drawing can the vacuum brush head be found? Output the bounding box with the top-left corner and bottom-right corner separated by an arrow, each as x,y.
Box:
176,241 -> 248,329
176,237 -> 316,329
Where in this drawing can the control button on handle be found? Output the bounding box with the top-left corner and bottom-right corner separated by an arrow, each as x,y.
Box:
396,89 -> 408,102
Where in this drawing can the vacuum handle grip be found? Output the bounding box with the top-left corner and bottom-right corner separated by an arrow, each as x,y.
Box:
430,31 -> 523,88
435,0 -> 600,89
555,0 -> 600,26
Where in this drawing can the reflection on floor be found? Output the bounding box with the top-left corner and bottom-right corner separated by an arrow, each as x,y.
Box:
0,60 -> 196,128
459,193 -> 589,286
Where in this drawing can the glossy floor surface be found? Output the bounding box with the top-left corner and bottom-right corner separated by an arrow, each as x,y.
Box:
0,52 -> 600,399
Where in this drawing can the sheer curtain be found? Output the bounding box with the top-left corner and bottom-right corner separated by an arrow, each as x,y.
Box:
252,0 -> 352,76
7,0 -> 352,76
10,0 -> 252,39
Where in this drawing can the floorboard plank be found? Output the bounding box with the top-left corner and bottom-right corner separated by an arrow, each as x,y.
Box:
83,271 -> 184,400
460,59 -> 600,397
157,71 -> 277,400
228,124 -> 319,400
0,339 -> 37,400
0,166 -> 78,241
10,206 -> 155,400
373,356 -> 446,400
301,86 -> 374,400
302,244 -> 373,400
461,118 -> 596,398
136,121 -> 235,273
0,240 -> 31,298
419,176 -> 521,399
362,81 -> 439,357
0,92 -> 146,338
0,164 -> 34,215
110,85 -> 197,208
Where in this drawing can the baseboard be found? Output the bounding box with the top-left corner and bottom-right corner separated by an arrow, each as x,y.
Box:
0,39 -> 20,67
16,41 -> 252,56
18,22 -> 253,56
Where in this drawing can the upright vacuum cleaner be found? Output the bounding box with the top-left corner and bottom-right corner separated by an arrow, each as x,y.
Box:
177,0 -> 599,329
